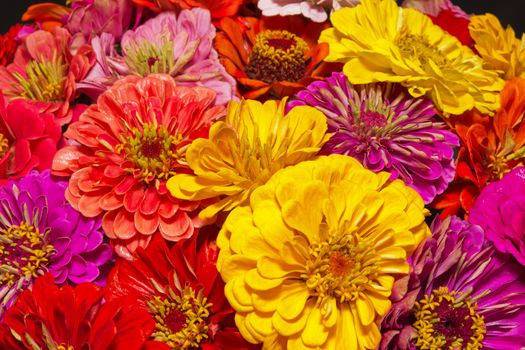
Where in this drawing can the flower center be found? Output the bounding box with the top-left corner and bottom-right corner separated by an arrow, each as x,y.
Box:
15,56 -> 67,102
117,123 -> 184,184
124,38 -> 174,76
0,221 -> 55,287
413,287 -> 486,350
304,231 -> 379,304
245,30 -> 308,83
147,286 -> 213,349
0,133 -> 10,158
396,29 -> 448,67
361,110 -> 388,129
56,344 -> 74,350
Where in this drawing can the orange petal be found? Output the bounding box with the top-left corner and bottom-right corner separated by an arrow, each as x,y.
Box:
123,185 -> 145,213
159,210 -> 193,241
134,211 -> 160,236
113,209 -> 137,240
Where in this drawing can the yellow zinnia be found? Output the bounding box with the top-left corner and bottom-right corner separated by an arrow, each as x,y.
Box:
469,13 -> 525,80
319,0 -> 504,116
217,155 -> 430,350
166,98 -> 329,221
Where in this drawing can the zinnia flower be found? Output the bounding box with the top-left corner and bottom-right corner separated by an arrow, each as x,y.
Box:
434,77 -> 525,218
469,167 -> 525,267
0,97 -> 62,184
79,9 -> 236,105
217,155 -> 430,349
166,98 -> 329,221
381,215 -> 525,350
0,273 -> 157,349
289,73 -> 459,203
257,0 -> 333,22
22,2 -> 71,32
107,231 -> 251,349
0,171 -> 112,319
214,15 -> 336,99
53,74 -> 225,259
132,0 -> 244,19
469,13 -> 525,80
0,24 -> 22,66
319,0 -> 503,116
0,27 -> 95,125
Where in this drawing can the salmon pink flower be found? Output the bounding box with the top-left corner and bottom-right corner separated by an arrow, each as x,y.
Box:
0,27 -> 95,125
53,74 -> 225,259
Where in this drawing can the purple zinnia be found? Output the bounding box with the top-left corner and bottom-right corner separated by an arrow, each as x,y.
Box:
380,215 -> 525,350
288,72 -> 459,203
469,166 -> 525,266
0,171 -> 112,318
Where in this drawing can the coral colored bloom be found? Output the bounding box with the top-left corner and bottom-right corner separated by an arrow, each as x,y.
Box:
132,0 -> 243,19
0,97 -> 62,184
434,78 -> 525,218
289,73 -> 459,203
214,15 -> 337,99
79,9 -> 235,105
469,13 -> 525,80
0,171 -> 112,319
470,167 -> 525,267
217,155 -> 430,349
381,216 -> 525,350
53,74 -> 225,259
319,0 -> 503,116
107,231 -> 253,349
167,98 -> 329,221
0,28 -> 95,125
0,24 -> 23,66
0,273 -> 157,349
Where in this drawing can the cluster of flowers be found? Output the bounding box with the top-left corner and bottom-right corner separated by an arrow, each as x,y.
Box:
1,0 -> 525,349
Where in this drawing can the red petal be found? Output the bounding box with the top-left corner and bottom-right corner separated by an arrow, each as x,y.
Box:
140,185 -> 160,215
123,185 -> 145,213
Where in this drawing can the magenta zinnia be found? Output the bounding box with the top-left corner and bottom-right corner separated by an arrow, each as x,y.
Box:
0,171 -> 112,319
289,72 -> 459,203
381,216 -> 525,350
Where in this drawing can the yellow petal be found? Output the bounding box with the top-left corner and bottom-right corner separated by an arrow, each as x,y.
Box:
300,307 -> 329,347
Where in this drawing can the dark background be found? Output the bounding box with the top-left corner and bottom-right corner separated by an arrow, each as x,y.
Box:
1,0 -> 524,35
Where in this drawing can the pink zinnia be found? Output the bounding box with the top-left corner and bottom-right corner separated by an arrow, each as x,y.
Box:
79,9 -> 236,105
0,28 -> 95,125
53,74 -> 225,259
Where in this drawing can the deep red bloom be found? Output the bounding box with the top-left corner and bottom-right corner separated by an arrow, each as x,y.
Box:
430,9 -> 473,47
0,96 -> 62,185
0,273 -> 157,349
0,24 -> 22,66
107,228 -> 254,349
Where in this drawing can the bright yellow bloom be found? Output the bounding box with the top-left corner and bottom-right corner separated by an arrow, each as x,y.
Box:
217,155 -> 430,350
469,13 -> 525,80
166,98 -> 329,221
319,0 -> 504,116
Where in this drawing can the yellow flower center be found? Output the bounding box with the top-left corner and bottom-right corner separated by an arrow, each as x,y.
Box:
117,123 -> 185,184
413,287 -> 486,350
245,30 -> 308,83
0,222 -> 55,287
125,37 -> 175,76
147,286 -> 213,349
396,29 -> 448,67
14,53 -> 67,102
303,231 -> 379,304
0,133 -> 10,158
56,344 -> 74,350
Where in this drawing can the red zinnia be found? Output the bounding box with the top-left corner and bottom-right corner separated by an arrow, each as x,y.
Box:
0,95 -> 62,184
107,229 -> 253,349
132,0 -> 244,19
0,273 -> 156,349
0,24 -> 23,66
52,74 -> 225,259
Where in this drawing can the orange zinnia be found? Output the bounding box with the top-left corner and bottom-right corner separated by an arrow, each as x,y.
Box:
22,2 -> 71,31
132,0 -> 243,19
434,78 -> 525,218
214,15 -> 337,99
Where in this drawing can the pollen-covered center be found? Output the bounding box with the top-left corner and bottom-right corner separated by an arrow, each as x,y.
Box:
0,221 -> 55,287
0,133 -> 10,158
396,28 -> 448,67
413,286 -> 486,350
16,56 -> 67,102
147,286 -> 213,349
245,30 -> 308,83
117,123 -> 184,184
304,231 -> 379,304
125,38 -> 174,76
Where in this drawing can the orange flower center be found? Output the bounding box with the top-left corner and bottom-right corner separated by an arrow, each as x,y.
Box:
117,123 -> 185,184
0,133 -> 9,158
245,30 -> 308,83
147,286 -> 213,349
